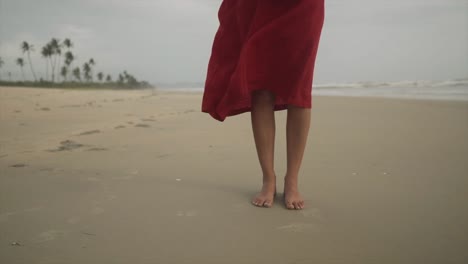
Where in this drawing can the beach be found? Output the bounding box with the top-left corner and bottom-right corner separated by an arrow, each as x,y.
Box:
1,86 -> 467,263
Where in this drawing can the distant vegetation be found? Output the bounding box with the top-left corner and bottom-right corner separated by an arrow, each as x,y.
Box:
0,38 -> 152,89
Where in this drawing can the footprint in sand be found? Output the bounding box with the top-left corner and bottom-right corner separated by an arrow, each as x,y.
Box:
112,98 -> 125,102
139,94 -> 156,99
86,147 -> 108,151
10,163 -> 27,168
114,125 -> 126,129
77,129 -> 101,136
39,167 -> 54,172
276,222 -> 321,233
38,107 -> 50,111
112,169 -> 139,180
61,104 -> 84,108
141,118 -> 156,122
47,140 -> 85,152
14,110 -> 22,113
299,208 -> 326,222
176,210 -> 198,217
157,154 -> 170,159
135,123 -> 151,128
184,109 -> 196,114
127,121 -> 134,124
33,230 -> 68,243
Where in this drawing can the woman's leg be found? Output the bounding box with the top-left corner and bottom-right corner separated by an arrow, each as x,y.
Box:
250,90 -> 277,207
284,105 -> 311,209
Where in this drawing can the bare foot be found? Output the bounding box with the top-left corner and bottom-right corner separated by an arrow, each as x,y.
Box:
283,177 -> 304,210
252,178 -> 276,208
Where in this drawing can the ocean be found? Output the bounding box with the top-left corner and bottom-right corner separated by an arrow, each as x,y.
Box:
157,79 -> 468,102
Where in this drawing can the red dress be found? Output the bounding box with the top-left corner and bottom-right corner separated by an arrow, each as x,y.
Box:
202,0 -> 325,122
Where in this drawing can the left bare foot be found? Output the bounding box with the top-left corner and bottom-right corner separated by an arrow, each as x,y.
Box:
283,177 -> 304,210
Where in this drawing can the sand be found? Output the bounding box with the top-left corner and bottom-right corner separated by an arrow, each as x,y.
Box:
0,86 -> 467,264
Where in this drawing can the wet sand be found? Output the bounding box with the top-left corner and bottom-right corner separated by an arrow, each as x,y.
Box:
1,86 -> 467,263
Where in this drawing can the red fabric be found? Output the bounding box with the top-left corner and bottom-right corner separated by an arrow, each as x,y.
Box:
202,0 -> 325,122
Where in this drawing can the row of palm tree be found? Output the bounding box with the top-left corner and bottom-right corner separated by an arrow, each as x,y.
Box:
0,38 -> 146,87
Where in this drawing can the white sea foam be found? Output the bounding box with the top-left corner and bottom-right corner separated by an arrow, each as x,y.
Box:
312,79 -> 468,101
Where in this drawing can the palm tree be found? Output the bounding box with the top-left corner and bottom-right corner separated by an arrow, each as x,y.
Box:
72,67 -> 81,82
97,72 -> 104,82
41,44 -> 53,81
60,66 -> 68,82
0,57 -> 4,81
125,72 -> 137,86
21,41 -> 37,81
16,58 -> 25,81
64,51 -> 74,65
64,51 -> 74,81
82,63 -> 91,82
88,58 -> 95,82
123,70 -> 129,82
106,74 -> 112,82
63,38 -> 73,50
62,39 -> 73,81
55,39 -> 64,82
118,73 -> 124,84
48,38 -> 62,82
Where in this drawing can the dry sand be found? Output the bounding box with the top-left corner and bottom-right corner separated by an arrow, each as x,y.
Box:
0,86 -> 467,263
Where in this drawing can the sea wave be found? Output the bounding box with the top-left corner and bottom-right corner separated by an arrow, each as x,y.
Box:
156,78 -> 468,101
314,78 -> 468,89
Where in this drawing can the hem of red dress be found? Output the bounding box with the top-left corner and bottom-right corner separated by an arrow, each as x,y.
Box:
202,98 -> 311,122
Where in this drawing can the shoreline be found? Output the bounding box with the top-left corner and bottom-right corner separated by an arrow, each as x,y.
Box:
3,84 -> 468,102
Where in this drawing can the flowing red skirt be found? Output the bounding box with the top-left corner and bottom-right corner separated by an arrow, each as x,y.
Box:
201,0 -> 325,122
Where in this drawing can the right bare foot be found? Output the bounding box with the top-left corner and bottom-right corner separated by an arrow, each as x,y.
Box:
252,179 -> 277,208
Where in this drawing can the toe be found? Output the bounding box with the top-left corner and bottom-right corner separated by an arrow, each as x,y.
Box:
299,201 -> 305,209
293,202 -> 300,210
256,198 -> 266,207
252,199 -> 259,206
286,201 -> 294,209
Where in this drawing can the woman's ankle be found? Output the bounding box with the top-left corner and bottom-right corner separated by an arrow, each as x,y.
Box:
284,175 -> 299,188
262,175 -> 276,184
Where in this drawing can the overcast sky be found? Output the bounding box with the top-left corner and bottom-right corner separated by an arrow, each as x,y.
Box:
0,0 -> 467,85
